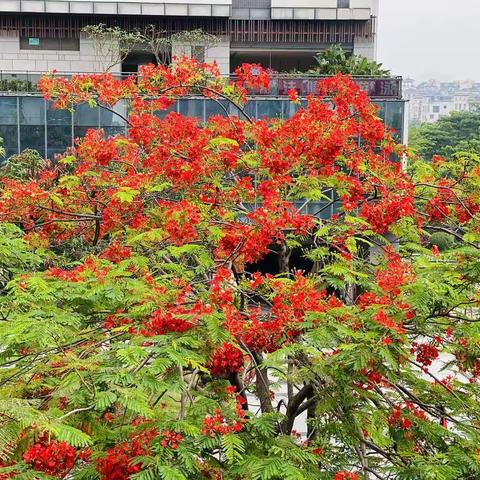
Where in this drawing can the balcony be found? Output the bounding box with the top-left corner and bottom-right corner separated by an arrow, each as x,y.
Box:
0,71 -> 402,100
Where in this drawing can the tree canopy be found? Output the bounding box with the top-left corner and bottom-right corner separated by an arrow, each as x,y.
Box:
0,59 -> 478,480
409,109 -> 480,160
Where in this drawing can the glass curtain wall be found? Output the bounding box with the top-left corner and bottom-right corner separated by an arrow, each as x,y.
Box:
0,96 -> 405,159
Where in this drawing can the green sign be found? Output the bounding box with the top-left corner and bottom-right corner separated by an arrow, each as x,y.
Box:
28,38 -> 40,46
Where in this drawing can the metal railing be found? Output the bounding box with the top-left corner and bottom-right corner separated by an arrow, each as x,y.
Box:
0,71 -> 403,99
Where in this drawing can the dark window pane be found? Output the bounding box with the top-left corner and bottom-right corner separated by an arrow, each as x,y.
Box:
20,125 -> 45,154
374,101 -> 386,123
20,37 -> 80,51
155,104 -> 177,119
47,125 -> 72,159
385,101 -> 404,142
179,99 -> 204,119
47,101 -> 72,125
0,97 -> 18,124
282,100 -> 301,119
103,127 -> 125,137
244,100 -> 256,119
100,100 -> 127,127
0,126 -> 18,153
19,97 -> 45,125
74,126 -> 96,142
74,103 -> 99,127
205,100 -> 229,118
4,149 -> 17,159
257,100 -> 282,119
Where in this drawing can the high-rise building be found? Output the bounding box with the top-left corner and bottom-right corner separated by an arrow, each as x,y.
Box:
0,0 -> 378,75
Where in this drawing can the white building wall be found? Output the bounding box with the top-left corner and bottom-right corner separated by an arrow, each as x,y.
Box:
205,40 -> 230,75
353,37 -> 376,60
0,32 -> 121,73
172,38 -> 230,75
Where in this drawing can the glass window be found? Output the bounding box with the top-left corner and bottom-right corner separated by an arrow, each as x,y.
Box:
244,100 -> 256,120
282,100 -> 301,119
19,97 -> 45,125
432,106 -> 440,113
20,126 -> 45,155
20,37 -> 80,51
73,126 -> 94,141
19,98 -> 45,156
47,126 -> 72,159
228,102 -> 246,119
256,100 -> 282,119
338,0 -> 350,7
385,101 -> 404,142
100,100 -> 127,127
0,125 -> 19,158
374,101 -> 386,123
155,103 -> 177,119
0,97 -> 18,125
205,99 -> 229,118
179,99 -> 205,120
47,101 -> 72,125
103,127 -> 126,138
74,103 -> 99,127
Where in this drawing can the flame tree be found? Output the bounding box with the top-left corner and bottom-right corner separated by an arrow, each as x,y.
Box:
0,58 -> 478,480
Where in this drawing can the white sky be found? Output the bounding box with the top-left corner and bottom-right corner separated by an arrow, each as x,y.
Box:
377,0 -> 480,81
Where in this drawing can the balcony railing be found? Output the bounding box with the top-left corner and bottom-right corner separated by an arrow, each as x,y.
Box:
0,71 -> 402,99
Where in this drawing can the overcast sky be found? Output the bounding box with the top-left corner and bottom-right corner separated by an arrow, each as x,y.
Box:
377,0 -> 480,81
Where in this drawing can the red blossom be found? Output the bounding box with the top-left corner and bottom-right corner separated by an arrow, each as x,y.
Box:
97,429 -> 157,480
23,439 -> 76,478
208,343 -> 244,377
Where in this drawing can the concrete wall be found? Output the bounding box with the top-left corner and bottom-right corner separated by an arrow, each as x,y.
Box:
0,31 -> 121,73
172,38 -> 230,74
205,39 -> 230,74
353,37 -> 376,60
0,0 -> 232,17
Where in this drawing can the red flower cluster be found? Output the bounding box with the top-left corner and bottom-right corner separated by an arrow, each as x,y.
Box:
375,247 -> 412,296
201,396 -> 247,437
23,439 -> 76,478
160,430 -> 183,449
360,191 -> 414,234
140,286 -> 212,336
234,63 -> 270,93
100,242 -> 132,263
411,342 -> 439,367
97,429 -> 157,480
373,310 -> 406,335
334,472 -> 359,480
160,200 -> 201,246
388,406 -> 413,431
141,309 -> 194,336
208,343 -> 244,377
426,196 -> 450,221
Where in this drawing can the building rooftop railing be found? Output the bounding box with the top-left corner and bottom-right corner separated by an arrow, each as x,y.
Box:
0,71 -> 403,99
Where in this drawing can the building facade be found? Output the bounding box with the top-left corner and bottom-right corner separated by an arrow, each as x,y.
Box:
0,0 -> 408,164
405,79 -> 480,125
0,0 -> 379,75
0,82 -> 405,160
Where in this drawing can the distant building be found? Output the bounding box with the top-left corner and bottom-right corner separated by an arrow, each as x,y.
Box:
405,79 -> 479,124
0,0 -> 379,75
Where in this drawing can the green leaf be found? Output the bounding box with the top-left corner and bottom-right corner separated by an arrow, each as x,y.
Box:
222,433 -> 245,464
